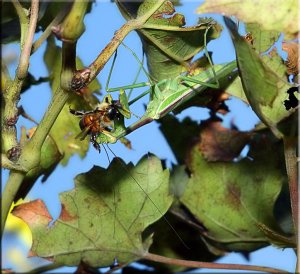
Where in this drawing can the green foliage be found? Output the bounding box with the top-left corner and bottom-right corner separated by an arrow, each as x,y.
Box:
2,0 -> 298,273
12,156 -> 171,267
180,144 -> 292,252
116,0 -> 223,82
225,18 -> 296,139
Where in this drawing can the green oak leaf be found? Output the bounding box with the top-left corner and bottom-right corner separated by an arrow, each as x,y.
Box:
12,155 -> 172,267
180,142 -> 295,251
245,23 -> 280,54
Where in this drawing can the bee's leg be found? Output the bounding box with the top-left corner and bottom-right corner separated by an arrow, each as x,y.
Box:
69,108 -> 85,117
110,257 -> 120,270
90,134 -> 101,153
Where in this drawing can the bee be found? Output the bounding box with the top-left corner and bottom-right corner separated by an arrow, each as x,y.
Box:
69,95 -> 124,152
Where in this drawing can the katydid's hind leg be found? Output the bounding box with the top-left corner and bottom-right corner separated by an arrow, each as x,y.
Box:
179,25 -> 220,90
105,41 -> 152,104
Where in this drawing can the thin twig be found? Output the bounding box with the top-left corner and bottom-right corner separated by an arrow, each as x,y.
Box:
31,3 -> 72,54
27,262 -> 63,274
17,0 -> 39,79
144,252 -> 290,273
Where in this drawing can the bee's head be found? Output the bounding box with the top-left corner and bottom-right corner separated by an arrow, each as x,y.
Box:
107,102 -> 122,120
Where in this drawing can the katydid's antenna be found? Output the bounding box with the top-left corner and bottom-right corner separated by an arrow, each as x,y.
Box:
102,144 -> 111,165
105,144 -> 190,249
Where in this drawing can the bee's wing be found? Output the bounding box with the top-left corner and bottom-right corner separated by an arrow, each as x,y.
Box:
75,126 -> 92,141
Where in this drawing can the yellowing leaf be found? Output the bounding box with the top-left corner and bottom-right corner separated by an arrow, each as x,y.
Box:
224,18 -> 296,138
282,41 -> 299,77
6,201 -> 32,248
197,0 -> 298,39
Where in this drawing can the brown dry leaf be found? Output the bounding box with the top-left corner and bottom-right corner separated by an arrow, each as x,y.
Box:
198,119 -> 252,162
12,199 -> 52,226
12,199 -> 52,258
282,41 -> 299,76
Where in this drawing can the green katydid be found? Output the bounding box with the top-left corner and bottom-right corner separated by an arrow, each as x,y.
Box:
96,24 -> 238,145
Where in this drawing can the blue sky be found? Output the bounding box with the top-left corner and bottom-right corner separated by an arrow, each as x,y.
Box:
2,1 -> 296,273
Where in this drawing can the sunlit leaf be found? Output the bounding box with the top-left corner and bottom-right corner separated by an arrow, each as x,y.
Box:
245,23 -> 280,54
197,0 -> 298,39
12,155 -> 172,267
224,18 -> 296,138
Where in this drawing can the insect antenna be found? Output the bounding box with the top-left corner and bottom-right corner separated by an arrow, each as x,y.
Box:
102,144 -> 111,165
104,144 -> 190,249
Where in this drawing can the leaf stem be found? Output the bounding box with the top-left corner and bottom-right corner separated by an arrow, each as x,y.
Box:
144,252 -> 290,273
11,0 -> 27,26
27,262 -> 63,274
283,137 -> 298,232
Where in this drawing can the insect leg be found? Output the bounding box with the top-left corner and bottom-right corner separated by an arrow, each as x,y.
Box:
90,134 -> 101,153
105,42 -> 152,94
179,25 -> 220,89
69,108 -> 85,117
